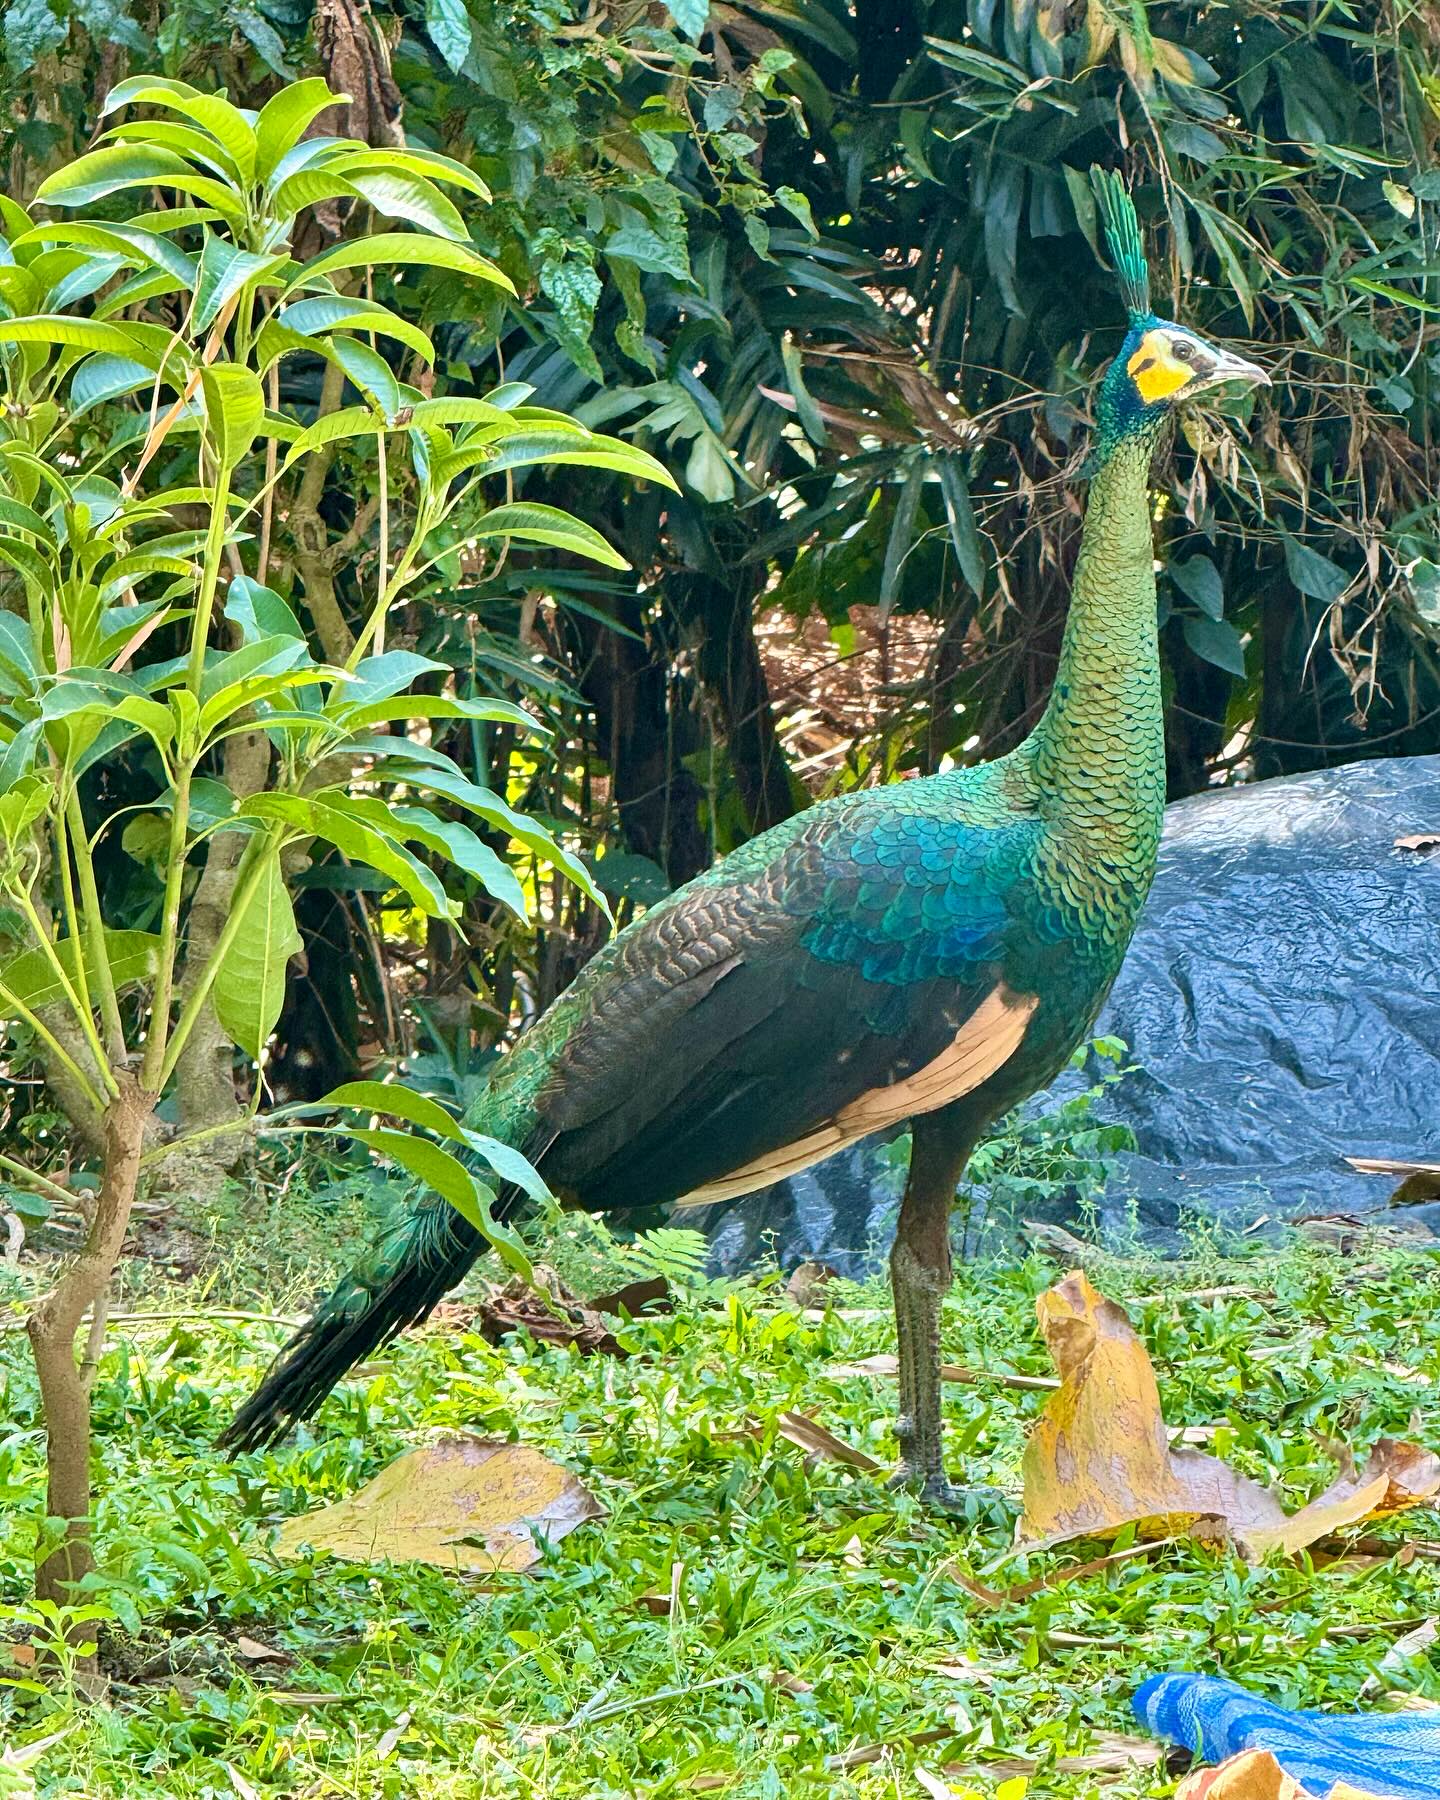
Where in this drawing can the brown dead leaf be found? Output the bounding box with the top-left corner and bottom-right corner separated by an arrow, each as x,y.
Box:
273,1434 -> 604,1573
827,1351 -> 1059,1392
1177,1748 -> 1395,1800
586,1275 -> 671,1318
1022,1273 -> 1440,1558
767,1668 -> 814,1696
772,1410 -> 883,1471
945,1536 -> 1182,1607
1395,833 -> 1440,853
1020,1272 -> 1286,1546
786,1261 -> 841,1307
477,1274 -> 625,1357
944,1732 -> 1163,1777
1243,1439 -> 1440,1559
233,1636 -> 289,1664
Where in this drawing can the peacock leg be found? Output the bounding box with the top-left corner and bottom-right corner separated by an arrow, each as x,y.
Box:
888,1111 -> 990,1514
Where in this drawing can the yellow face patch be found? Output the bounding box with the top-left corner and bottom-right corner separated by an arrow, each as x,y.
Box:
1127,328 -> 1195,405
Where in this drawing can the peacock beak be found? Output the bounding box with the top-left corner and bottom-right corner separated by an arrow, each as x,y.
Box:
1195,348 -> 1270,393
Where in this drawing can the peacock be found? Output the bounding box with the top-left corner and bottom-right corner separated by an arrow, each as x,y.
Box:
225,175 -> 1268,1509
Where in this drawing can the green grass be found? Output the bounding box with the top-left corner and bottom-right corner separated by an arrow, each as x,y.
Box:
3,1212 -> 1440,1797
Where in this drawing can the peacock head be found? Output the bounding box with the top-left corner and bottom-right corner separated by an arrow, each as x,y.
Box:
1090,169 -> 1268,440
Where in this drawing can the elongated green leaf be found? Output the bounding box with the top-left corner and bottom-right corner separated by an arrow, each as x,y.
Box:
372,761 -> 605,910
467,501 -> 629,570
255,78 -> 342,181
201,364 -> 265,469
36,143 -> 191,207
105,81 -> 257,183
328,335 -> 400,420
390,803 -> 529,919
1182,614 -> 1247,678
194,235 -> 289,333
70,353 -> 162,417
268,168 -> 365,220
225,576 -> 305,644
937,455 -> 986,599
337,147 -> 491,201
278,295 -> 434,363
0,315 -> 176,372
333,693 -> 540,734
235,792 -> 453,918
0,928 -> 160,1016
287,232 -> 514,295
323,1079 -> 464,1140
340,168 -> 467,242
18,220 -> 197,286
349,1128 -> 532,1280
213,853 -> 301,1058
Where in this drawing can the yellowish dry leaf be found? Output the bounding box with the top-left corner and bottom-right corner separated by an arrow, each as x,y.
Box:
273,1434 -> 604,1573
1176,1748 -> 1397,1800
1021,1273 -> 1440,1557
772,1410 -> 882,1471
1020,1271 -> 1285,1545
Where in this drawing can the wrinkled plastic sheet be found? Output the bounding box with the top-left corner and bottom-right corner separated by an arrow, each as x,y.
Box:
704,754 -> 1440,1273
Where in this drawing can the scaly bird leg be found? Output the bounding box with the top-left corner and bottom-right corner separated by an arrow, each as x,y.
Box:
888,1114 -> 991,1515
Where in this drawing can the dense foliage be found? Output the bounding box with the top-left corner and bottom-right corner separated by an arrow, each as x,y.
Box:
3,1 -> 1438,1094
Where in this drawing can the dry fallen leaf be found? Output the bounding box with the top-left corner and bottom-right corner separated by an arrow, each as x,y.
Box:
944,1732 -> 1162,1777
1176,1748 -> 1397,1800
273,1434 -> 604,1573
771,1410 -> 883,1472
1020,1272 -> 1286,1547
233,1635 -> 289,1665
1021,1273 -> 1440,1557
1395,833 -> 1440,853
827,1351 -> 1059,1392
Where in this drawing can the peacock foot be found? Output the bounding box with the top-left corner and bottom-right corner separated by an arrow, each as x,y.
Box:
886,1466 -> 1005,1518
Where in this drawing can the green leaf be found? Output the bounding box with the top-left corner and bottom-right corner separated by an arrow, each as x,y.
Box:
235,793 -> 454,919
937,456 -> 985,599
1171,554 -> 1224,619
426,0 -> 473,72
1182,614 -> 1247,678
667,0 -> 709,41
469,502 -> 628,570
0,928 -> 160,1016
349,1129 -> 533,1281
605,223 -> 689,282
225,576 -> 306,644
328,335 -> 401,421
194,235 -> 288,334
35,143 -> 193,207
278,295 -> 434,363
372,762 -> 605,911
1282,533 -> 1351,604
0,315 -> 176,371
255,79 -> 340,182
70,353 -> 160,417
332,693 -> 539,734
331,166 -> 468,242
387,802 -> 529,919
213,854 -> 302,1058
15,221 -> 198,286
103,79 -> 258,183
200,364 -> 265,469
287,232 -> 514,295
322,1079 -> 464,1140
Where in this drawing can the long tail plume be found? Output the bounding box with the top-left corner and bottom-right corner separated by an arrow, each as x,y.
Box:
221,1198 -> 485,1453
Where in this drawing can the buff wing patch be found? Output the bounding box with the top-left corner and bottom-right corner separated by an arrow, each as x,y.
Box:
672,986 -> 1039,1208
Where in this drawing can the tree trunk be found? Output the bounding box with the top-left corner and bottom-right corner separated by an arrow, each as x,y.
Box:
155,724 -> 271,1200
28,1074 -> 149,1617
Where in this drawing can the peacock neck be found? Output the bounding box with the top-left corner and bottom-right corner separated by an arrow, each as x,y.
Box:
1027,422 -> 1167,851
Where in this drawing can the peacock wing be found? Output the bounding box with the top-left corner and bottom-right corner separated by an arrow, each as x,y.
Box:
533,797 -> 1041,1214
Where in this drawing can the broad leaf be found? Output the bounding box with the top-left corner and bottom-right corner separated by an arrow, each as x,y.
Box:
0,928 -> 161,1016
200,364 -> 265,469
213,853 -> 302,1058
468,502 -> 629,570
349,1128 -> 533,1280
255,78 -> 341,181
287,232 -> 514,295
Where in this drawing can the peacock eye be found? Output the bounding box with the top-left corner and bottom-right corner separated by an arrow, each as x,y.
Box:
1171,340 -> 1193,361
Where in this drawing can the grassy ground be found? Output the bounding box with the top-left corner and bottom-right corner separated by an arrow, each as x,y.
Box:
2,1191 -> 1440,1798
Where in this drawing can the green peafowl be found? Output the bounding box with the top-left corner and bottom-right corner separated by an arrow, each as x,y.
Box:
225,175 -> 1268,1508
